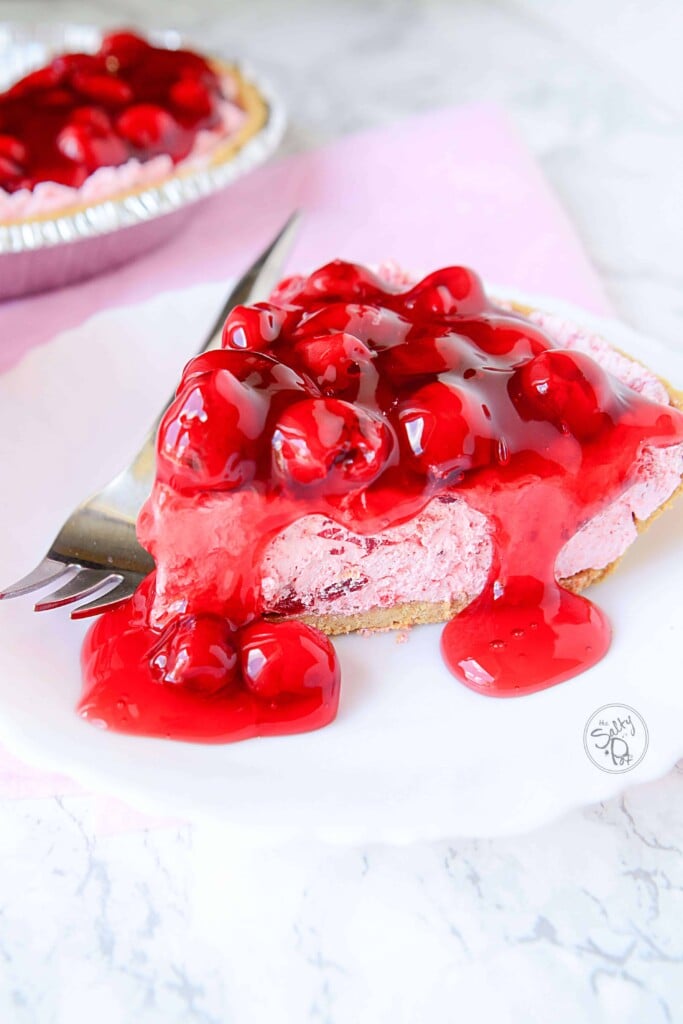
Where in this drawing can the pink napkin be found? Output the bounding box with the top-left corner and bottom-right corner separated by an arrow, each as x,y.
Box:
0,102 -> 611,830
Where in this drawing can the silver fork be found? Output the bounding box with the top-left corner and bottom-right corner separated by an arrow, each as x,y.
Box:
0,212 -> 300,620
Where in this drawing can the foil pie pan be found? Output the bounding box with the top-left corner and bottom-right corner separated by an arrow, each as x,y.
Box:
0,23 -> 286,300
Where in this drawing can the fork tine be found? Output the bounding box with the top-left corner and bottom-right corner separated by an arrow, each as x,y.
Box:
0,558 -> 73,601
34,569 -> 119,612
70,574 -> 143,620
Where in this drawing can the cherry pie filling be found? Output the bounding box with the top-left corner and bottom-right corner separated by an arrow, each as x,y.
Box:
0,30 -> 233,194
79,262 -> 683,741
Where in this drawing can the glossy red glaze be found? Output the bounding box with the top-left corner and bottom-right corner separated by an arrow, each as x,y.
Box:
80,262 -> 683,741
80,576 -> 341,742
0,30 -> 224,192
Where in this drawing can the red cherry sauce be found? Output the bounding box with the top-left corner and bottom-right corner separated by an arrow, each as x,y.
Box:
79,262 -> 683,740
0,31 -> 225,193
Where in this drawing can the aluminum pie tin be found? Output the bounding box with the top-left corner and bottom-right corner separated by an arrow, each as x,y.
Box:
0,23 -> 287,300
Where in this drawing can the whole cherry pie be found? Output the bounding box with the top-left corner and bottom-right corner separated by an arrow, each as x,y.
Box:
0,29 -> 268,222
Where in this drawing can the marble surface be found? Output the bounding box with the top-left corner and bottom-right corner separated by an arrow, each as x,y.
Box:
1,0 -> 683,1020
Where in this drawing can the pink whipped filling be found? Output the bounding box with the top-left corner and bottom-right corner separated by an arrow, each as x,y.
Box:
0,72 -> 246,222
137,307 -> 683,626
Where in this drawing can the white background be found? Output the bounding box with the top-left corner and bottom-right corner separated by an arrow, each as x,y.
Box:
1,1 -> 683,1021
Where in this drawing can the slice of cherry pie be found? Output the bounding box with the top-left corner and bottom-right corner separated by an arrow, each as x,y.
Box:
79,261 -> 683,742
0,30 -> 267,222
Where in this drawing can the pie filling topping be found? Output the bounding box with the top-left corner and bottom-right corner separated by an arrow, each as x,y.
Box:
0,30 -> 233,194
79,262 -> 683,741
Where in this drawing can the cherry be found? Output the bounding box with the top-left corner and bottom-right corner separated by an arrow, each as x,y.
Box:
293,332 -> 375,392
6,65 -> 62,98
157,359 -> 301,492
301,261 -> 389,303
457,315 -> 551,363
179,349 -> 308,397
272,397 -> 392,491
36,88 -> 76,110
57,123 -> 128,173
403,267 -> 487,318
395,380 -> 493,483
129,48 -> 214,91
239,621 -> 340,701
378,331 -> 469,382
71,72 -> 133,107
126,49 -> 211,102
172,49 -> 218,82
70,106 -> 113,134
509,349 -> 614,442
99,30 -> 150,71
150,614 -> 239,696
169,78 -> 213,120
116,103 -> 190,160
222,303 -> 293,352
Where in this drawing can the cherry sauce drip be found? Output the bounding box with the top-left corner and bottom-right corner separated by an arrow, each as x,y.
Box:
79,262 -> 683,741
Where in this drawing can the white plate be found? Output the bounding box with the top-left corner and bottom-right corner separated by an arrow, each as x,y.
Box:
0,284 -> 681,843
